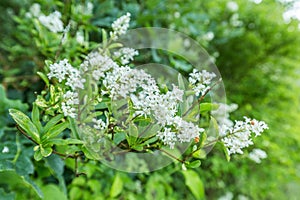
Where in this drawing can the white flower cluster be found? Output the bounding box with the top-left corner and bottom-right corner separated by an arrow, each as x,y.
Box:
26,3 -> 64,33
114,47 -> 139,65
227,1 -> 239,12
172,116 -> 204,143
74,2 -> 94,16
220,117 -> 269,155
157,117 -> 204,149
47,59 -> 86,118
61,91 -> 78,118
248,148 -> 267,163
92,118 -> 106,130
110,13 -> 131,40
48,59 -> 85,90
44,12 -> 214,149
189,69 -> 217,96
25,3 -> 41,18
94,57 -> 204,148
80,52 -> 119,80
39,11 -> 64,33
218,192 -> 233,200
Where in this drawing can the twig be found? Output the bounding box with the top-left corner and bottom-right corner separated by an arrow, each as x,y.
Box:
159,148 -> 185,163
16,125 -> 39,145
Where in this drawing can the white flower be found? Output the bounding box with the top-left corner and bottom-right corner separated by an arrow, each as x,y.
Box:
26,3 -> 41,18
38,11 -> 64,33
61,102 -> 77,118
74,2 -> 94,16
227,1 -> 239,12
244,117 -> 269,136
114,47 -> 139,65
80,52 -> 119,80
203,31 -> 215,41
65,67 -> 86,90
110,13 -> 131,40
61,91 -> 79,118
174,12 -> 181,19
64,91 -> 79,105
157,128 -> 177,149
218,192 -> 233,200
92,118 -> 106,130
173,116 -> 204,143
48,59 -> 86,91
248,148 -> 267,163
170,84 -> 184,102
76,31 -> 85,45
221,118 -> 268,155
48,59 -> 73,82
2,146 -> 9,153
188,69 -> 216,96
250,0 -> 262,4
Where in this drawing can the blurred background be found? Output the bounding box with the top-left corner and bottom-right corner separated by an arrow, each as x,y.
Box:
0,0 -> 300,199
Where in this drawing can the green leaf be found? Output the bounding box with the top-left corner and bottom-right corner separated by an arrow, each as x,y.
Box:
69,118 -> 80,139
182,170 -> 205,200
218,141 -> 231,161
108,43 -> 123,49
198,132 -> 207,148
40,146 -> 53,157
41,184 -> 67,200
129,123 -> 138,138
186,160 -> 201,168
127,123 -> 138,146
47,138 -> 84,146
102,29 -> 107,47
210,116 -> 219,136
42,121 -> 69,141
9,109 -> 40,143
113,132 -> 126,145
34,149 -> 43,161
192,149 -> 207,159
200,103 -> 219,113
32,103 -> 42,133
37,71 -> 49,87
138,124 -> 161,138
0,169 -> 43,199
178,73 -> 186,90
139,136 -> 158,146
110,173 -> 123,198
0,188 -> 15,200
43,114 -> 64,133
132,145 -> 144,151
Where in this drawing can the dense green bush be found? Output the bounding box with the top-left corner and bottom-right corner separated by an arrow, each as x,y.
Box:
1,0 -> 299,199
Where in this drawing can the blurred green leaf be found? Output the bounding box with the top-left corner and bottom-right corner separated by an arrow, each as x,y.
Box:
182,170 -> 205,200
41,184 -> 67,200
110,173 -> 123,198
0,169 -> 43,199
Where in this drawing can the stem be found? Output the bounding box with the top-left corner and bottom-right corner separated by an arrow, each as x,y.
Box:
159,148 -> 185,163
16,125 -> 39,145
12,134 -> 21,164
